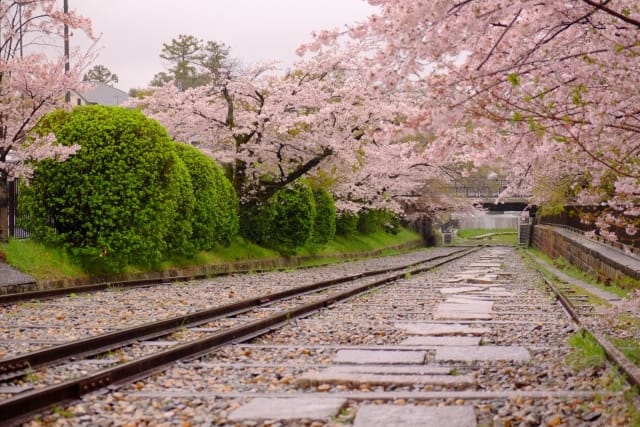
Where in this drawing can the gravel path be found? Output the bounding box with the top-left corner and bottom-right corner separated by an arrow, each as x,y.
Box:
13,247 -> 640,426
0,248 -> 456,359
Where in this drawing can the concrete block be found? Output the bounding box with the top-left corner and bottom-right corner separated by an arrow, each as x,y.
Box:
435,346 -> 531,362
395,323 -> 491,336
401,336 -> 481,346
353,404 -> 477,427
227,397 -> 346,421
334,349 -> 426,364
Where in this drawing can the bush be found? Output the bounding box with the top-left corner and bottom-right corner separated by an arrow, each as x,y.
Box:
20,106 -> 195,272
357,208 -> 400,235
336,211 -> 359,236
311,188 -> 336,245
173,143 -> 239,250
241,182 -> 316,254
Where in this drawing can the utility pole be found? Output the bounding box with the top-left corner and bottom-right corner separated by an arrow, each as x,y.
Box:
64,0 -> 70,103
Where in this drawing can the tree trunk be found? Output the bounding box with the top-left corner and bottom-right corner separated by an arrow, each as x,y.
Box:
0,176 -> 8,242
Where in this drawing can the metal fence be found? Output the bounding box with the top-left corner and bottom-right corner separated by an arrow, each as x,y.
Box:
8,179 -> 30,239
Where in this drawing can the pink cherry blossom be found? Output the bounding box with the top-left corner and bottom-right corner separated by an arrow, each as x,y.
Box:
0,1 -> 94,241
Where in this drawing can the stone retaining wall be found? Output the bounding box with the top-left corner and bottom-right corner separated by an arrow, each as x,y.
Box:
532,225 -> 640,283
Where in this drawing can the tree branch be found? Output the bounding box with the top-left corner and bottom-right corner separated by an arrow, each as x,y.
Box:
581,0 -> 640,28
476,8 -> 522,71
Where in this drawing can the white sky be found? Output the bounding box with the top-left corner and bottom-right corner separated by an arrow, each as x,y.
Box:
72,0 -> 376,91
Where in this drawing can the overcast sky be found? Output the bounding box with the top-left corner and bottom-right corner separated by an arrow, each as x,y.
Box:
72,0 -> 376,92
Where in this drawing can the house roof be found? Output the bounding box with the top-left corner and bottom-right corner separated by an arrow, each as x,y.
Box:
77,81 -> 129,106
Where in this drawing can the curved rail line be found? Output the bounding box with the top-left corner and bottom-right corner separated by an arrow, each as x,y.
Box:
0,247 -> 477,426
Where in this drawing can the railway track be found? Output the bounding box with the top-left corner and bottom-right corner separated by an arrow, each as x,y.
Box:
2,246 -> 639,426
0,247 -> 475,426
7,245 -> 633,427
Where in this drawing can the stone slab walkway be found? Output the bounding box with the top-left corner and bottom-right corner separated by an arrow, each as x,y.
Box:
401,336 -> 482,346
395,323 -> 491,336
435,345 -> 531,363
228,397 -> 346,421
333,349 -> 426,364
353,404 -> 477,427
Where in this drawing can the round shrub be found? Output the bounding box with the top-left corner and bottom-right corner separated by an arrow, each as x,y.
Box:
173,142 -> 239,250
311,188 -> 336,245
335,211 -> 358,236
21,106 -> 195,272
241,182 -> 316,254
357,208 -> 399,234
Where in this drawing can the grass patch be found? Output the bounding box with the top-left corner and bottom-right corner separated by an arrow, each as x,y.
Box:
312,228 -> 421,256
610,335 -> 640,366
156,237 -> 281,271
2,228 -> 422,282
527,248 -> 629,298
455,228 -> 518,245
0,239 -> 88,282
566,330 -> 607,372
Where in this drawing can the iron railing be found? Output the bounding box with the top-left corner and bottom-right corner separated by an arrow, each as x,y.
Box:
8,178 -> 30,239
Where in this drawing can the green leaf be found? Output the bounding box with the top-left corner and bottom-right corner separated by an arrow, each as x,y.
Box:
506,72 -> 520,86
571,84 -> 588,106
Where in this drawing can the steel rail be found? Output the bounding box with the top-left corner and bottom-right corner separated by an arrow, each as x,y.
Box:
0,248 -> 426,305
0,248 -> 469,378
536,270 -> 640,391
0,248 -> 477,425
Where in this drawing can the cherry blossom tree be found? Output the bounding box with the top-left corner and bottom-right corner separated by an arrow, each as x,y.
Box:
0,1 -> 93,241
299,0 -> 640,240
133,51 -> 445,214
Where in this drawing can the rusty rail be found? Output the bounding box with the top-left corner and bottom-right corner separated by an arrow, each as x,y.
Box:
0,248 -> 477,426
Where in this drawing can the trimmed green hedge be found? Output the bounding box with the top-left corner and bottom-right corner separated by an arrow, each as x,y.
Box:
241,182 -> 316,254
173,143 -> 239,250
336,211 -> 359,236
21,106 -> 196,272
358,208 -> 400,235
311,188 -> 336,245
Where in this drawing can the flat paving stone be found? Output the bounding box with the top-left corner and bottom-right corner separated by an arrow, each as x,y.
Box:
297,370 -> 475,388
321,365 -> 452,375
334,349 -> 426,364
353,404 -> 477,427
228,397 -> 346,421
433,300 -> 493,320
395,323 -> 491,336
446,298 -> 494,308
401,336 -> 481,346
440,286 -> 485,294
433,310 -> 493,320
435,346 -> 531,362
